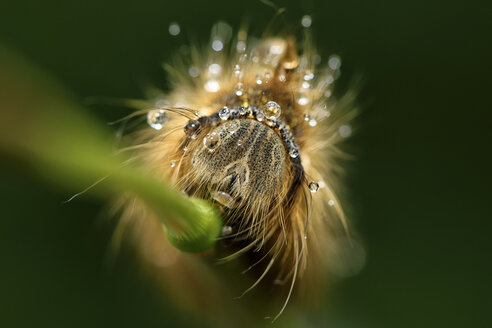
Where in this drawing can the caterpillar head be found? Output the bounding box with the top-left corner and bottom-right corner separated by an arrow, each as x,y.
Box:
177,104 -> 306,255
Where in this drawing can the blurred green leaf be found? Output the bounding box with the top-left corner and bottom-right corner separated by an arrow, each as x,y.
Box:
0,44 -> 222,253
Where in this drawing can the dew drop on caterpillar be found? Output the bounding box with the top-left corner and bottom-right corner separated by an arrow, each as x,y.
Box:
109,13 -> 359,320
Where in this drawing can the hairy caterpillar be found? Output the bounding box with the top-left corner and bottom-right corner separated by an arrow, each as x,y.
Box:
111,16 -> 357,320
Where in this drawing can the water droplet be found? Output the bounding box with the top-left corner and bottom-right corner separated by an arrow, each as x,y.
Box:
170,160 -> 176,168
265,101 -> 281,119
147,109 -> 167,130
302,81 -> 311,89
204,80 -> 220,92
309,119 -> 318,127
308,181 -> 320,193
184,120 -> 200,137
235,82 -> 243,96
278,74 -> 287,82
233,64 -> 241,76
211,39 -> 224,52
328,55 -> 342,70
218,106 -> 230,120
236,40 -> 246,52
168,22 -> 180,36
203,132 -> 220,151
239,106 -> 248,116
255,110 -> 265,122
328,199 -> 335,206
256,74 -> 263,85
324,90 -> 332,98
183,146 -> 188,152
304,71 -> 315,80
208,63 -> 222,75
221,225 -> 233,236
228,121 -> 240,134
298,97 -> 309,106
211,191 -> 234,208
188,66 -> 200,78
339,125 -> 352,138
301,15 -> 312,28
304,114 -> 310,122
289,147 -> 299,158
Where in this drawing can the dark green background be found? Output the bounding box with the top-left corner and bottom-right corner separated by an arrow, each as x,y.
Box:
1,0 -> 491,327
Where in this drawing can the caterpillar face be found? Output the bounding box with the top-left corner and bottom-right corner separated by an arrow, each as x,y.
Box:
179,105 -> 305,252
115,20 -> 356,318
189,118 -> 288,210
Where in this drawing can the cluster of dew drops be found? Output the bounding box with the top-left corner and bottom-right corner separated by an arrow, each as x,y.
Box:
145,16 -> 348,205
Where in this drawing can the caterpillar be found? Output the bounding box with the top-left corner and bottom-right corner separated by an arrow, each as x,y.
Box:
111,16 -> 357,320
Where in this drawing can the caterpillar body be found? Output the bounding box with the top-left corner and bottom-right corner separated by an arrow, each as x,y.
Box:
112,19 -> 357,319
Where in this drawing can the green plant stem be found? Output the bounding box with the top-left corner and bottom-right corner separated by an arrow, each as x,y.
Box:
0,45 -> 221,253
